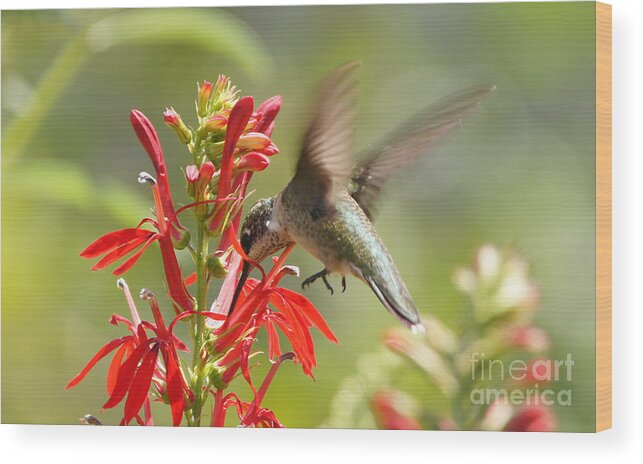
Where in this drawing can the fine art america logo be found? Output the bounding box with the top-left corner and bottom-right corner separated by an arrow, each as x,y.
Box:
469,353 -> 574,407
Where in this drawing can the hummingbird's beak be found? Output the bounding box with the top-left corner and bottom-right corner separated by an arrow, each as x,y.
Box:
228,260 -> 251,316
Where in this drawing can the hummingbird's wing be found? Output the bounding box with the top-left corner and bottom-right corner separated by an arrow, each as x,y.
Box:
351,84 -> 496,219
293,62 -> 361,217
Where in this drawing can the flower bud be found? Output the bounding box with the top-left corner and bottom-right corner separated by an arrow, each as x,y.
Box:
236,132 -> 272,151
262,142 -> 279,156
185,165 -> 198,198
201,114 -> 228,134
235,152 -> 270,173
197,81 -> 213,117
254,95 -> 282,135
170,223 -> 191,250
214,74 -> 229,95
185,165 -> 199,183
163,108 -> 192,144
207,255 -> 227,279
198,161 -> 216,186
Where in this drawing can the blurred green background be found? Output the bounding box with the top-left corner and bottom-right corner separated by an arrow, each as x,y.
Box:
2,3 -> 596,430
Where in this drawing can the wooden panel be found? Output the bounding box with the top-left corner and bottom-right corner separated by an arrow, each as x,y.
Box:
595,1 -> 612,432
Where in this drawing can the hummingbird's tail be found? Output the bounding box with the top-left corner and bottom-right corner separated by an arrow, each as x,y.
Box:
361,272 -> 424,333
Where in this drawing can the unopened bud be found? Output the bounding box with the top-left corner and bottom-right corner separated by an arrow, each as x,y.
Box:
206,255 -> 227,279
201,114 -> 227,133
185,165 -> 199,183
235,152 -> 270,173
236,132 -> 272,151
171,224 -> 191,250
214,74 -> 229,94
163,108 -> 192,144
197,81 -> 214,117
262,142 -> 279,156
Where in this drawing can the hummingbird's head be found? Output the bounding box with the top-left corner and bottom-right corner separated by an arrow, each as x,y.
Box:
239,197 -> 275,261
229,197 -> 278,316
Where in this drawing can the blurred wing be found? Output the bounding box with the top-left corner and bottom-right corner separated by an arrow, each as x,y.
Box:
351,84 -> 496,219
294,62 -> 361,217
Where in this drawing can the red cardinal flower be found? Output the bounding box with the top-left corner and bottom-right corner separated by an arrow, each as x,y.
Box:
213,230 -> 338,383
211,353 -> 294,428
80,111 -> 194,313
207,95 -> 281,244
67,279 -> 225,426
70,74 -> 332,428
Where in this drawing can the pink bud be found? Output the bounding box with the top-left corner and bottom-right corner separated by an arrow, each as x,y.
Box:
235,152 -> 270,173
185,165 -> 199,183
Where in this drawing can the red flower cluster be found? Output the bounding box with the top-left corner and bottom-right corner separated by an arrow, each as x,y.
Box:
68,77 -> 336,427
66,280 -> 219,425
213,232 -> 338,384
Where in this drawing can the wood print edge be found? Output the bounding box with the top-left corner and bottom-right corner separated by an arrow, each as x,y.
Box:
595,0 -> 612,433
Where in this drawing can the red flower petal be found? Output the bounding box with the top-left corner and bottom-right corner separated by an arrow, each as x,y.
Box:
123,343 -> 160,424
112,236 -> 157,276
130,109 -> 162,168
235,152 -> 270,173
265,316 -> 281,360
103,340 -> 154,410
130,109 -> 185,244
217,96 -> 254,201
254,96 -> 282,135
80,228 -> 154,259
275,288 -> 338,343
162,347 -> 186,426
66,336 -> 132,389
269,294 -> 315,377
184,272 -> 197,287
109,314 -> 135,333
239,335 -> 257,393
107,341 -> 133,395
157,235 -> 195,312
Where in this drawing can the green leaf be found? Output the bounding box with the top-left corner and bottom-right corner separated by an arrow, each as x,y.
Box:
86,9 -> 272,78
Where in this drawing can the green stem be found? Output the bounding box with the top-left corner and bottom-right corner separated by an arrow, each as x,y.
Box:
4,36 -> 89,163
190,222 -> 209,425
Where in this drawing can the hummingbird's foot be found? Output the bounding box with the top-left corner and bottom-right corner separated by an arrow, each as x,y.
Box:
341,276 -> 347,293
302,269 -> 334,295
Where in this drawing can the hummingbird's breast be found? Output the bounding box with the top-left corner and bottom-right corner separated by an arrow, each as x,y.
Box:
277,181 -> 422,329
277,186 -> 394,279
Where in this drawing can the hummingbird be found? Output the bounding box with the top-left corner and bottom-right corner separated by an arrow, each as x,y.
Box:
231,63 -> 494,331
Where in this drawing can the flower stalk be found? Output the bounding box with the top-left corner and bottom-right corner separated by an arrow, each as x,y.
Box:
68,76 -> 337,427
